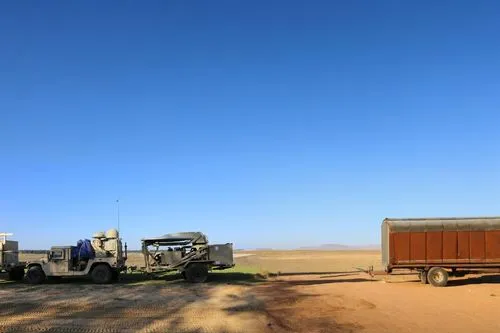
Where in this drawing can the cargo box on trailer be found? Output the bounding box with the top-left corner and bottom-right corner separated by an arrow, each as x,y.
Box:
380,217 -> 500,286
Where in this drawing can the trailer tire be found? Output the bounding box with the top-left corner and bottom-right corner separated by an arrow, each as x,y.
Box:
419,271 -> 428,284
427,267 -> 448,287
112,270 -> 119,281
91,264 -> 113,284
185,263 -> 208,283
26,266 -> 46,285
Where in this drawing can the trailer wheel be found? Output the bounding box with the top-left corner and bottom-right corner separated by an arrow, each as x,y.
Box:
91,264 -> 113,284
111,270 -> 119,281
8,267 -> 25,281
419,271 -> 428,284
26,266 -> 46,285
185,263 -> 208,283
427,267 -> 448,287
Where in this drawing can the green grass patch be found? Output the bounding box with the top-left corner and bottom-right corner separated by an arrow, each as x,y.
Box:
211,265 -> 260,275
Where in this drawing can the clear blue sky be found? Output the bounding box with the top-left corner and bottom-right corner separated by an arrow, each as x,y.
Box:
1,1 -> 499,250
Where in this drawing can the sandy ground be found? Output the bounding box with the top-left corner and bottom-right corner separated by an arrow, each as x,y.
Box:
1,251 -> 500,333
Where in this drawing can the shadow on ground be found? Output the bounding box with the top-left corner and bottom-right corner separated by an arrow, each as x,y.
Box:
223,278 -> 364,333
447,274 -> 500,287
120,271 -> 264,285
271,270 -> 360,276
284,277 -> 375,286
0,270 -> 368,333
0,272 -> 262,333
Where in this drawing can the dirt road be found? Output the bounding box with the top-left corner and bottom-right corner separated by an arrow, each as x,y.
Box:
1,271 -> 500,333
264,272 -> 500,333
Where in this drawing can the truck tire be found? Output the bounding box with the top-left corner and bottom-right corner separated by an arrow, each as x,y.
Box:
112,269 -> 119,281
91,264 -> 113,284
8,267 -> 25,281
427,267 -> 448,287
26,266 -> 46,285
419,271 -> 428,284
185,263 -> 208,283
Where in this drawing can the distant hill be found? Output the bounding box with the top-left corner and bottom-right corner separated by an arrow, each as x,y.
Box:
298,244 -> 380,250
238,244 -> 380,251
298,243 -> 349,250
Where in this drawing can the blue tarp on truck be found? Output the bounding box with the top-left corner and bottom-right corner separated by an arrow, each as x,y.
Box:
71,239 -> 95,259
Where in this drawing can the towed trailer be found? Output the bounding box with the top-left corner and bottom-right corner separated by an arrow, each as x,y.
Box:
0,233 -> 25,281
368,217 -> 500,287
141,232 -> 234,283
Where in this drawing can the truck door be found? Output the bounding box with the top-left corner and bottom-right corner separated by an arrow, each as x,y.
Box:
49,248 -> 70,274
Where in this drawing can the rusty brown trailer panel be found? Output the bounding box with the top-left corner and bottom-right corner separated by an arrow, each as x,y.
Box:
382,217 -> 500,271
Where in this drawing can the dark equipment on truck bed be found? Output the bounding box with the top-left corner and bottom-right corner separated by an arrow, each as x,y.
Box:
377,217 -> 500,287
0,233 -> 25,281
141,232 -> 234,283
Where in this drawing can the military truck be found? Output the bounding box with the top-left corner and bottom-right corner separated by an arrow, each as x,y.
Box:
0,233 -> 25,281
25,228 -> 127,284
141,232 -> 234,282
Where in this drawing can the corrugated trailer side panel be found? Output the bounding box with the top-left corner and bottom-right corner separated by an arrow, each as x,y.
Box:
457,231 -> 470,262
410,232 -> 425,263
426,231 -> 442,263
488,232 -> 500,259
392,232 -> 410,263
470,231 -> 485,262
442,231 -> 457,262
486,231 -> 500,261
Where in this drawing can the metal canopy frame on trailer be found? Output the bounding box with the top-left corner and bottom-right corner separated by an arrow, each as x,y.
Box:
141,232 -> 208,246
141,232 -> 213,273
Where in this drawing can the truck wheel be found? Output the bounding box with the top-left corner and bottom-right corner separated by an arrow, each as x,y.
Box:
91,264 -> 112,284
111,270 -> 119,281
427,267 -> 448,287
419,271 -> 428,284
181,271 -> 187,280
26,266 -> 46,285
185,263 -> 208,283
8,267 -> 25,281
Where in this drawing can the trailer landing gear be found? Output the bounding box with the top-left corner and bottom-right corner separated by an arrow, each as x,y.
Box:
418,270 -> 428,284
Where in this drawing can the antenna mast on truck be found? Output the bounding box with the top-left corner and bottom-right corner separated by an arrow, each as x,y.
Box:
116,199 -> 120,233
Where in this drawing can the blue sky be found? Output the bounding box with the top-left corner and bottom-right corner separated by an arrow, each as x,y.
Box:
1,1 -> 499,249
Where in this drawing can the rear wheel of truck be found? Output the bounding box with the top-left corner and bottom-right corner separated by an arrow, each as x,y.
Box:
91,264 -> 112,284
185,263 -> 208,283
427,267 -> 448,287
419,270 -> 428,284
8,267 -> 25,281
26,266 -> 46,284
